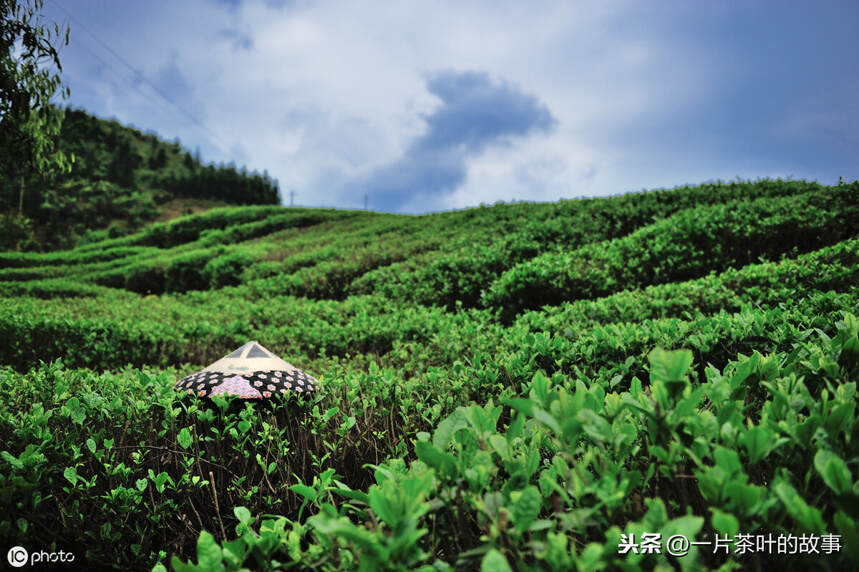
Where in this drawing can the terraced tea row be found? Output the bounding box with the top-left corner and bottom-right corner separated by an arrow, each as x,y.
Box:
1,178 -> 857,570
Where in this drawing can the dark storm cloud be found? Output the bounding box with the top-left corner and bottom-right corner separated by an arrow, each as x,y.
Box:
357,70 -> 556,212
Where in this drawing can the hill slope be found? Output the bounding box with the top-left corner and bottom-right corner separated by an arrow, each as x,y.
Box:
0,107 -> 281,250
0,178 -> 857,570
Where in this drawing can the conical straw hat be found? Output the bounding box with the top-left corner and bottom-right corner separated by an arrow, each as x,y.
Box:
175,341 -> 318,399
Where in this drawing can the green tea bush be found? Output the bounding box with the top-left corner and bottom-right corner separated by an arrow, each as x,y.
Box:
0,178 -> 856,570
165,250 -> 216,293
197,210 -> 366,248
0,246 -> 155,269
486,186 -> 859,319
346,179 -> 840,311
202,249 -> 255,288
123,261 -> 168,295
165,313 -> 859,571
0,278 -> 116,299
137,207 -> 283,249
515,237 -> 859,335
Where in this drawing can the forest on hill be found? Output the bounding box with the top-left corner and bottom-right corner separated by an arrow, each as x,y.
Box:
0,107 -> 280,251
1,178 -> 857,570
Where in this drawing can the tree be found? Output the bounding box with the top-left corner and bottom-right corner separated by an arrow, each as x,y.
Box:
1,0 -> 71,214
109,137 -> 139,188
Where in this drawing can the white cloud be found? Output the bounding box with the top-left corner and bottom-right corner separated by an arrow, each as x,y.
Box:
50,0 -> 842,211
427,129 -> 603,212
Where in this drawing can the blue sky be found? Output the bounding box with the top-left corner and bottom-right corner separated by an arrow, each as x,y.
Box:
43,0 -> 859,212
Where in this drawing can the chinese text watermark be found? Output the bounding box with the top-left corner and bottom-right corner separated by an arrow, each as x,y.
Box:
618,533 -> 841,557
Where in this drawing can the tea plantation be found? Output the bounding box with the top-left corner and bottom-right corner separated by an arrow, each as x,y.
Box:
1,178 -> 857,571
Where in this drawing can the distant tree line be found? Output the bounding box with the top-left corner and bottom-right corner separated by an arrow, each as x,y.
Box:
0,107 -> 281,249
56,108 -> 280,205
160,162 -> 280,205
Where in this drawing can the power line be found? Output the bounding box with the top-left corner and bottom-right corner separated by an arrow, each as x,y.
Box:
55,28 -> 138,99
48,0 -> 226,149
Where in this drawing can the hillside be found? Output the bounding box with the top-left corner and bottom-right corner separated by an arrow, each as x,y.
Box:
0,178 -> 858,570
0,107 -> 280,250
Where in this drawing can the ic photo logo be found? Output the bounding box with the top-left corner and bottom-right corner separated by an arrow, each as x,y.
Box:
7,546 -> 27,568
7,546 -> 75,567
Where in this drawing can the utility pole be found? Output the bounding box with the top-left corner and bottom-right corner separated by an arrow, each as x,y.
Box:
364,193 -> 368,210
289,189 -> 295,207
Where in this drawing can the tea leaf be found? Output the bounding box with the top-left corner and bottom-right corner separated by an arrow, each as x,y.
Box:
177,427 -> 193,450
481,549 -> 512,572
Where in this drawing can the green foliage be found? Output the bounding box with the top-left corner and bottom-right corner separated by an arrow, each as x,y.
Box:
0,107 -> 281,251
0,0 -> 71,200
161,316 -> 859,570
486,185 -> 859,318
0,178 -> 856,569
36,179 -> 158,247
0,213 -> 33,250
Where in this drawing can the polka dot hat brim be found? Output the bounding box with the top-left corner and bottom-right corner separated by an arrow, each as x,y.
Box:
175,369 -> 318,399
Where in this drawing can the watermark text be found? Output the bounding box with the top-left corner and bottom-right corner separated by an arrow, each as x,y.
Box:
618,533 -> 841,557
7,546 -> 75,567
